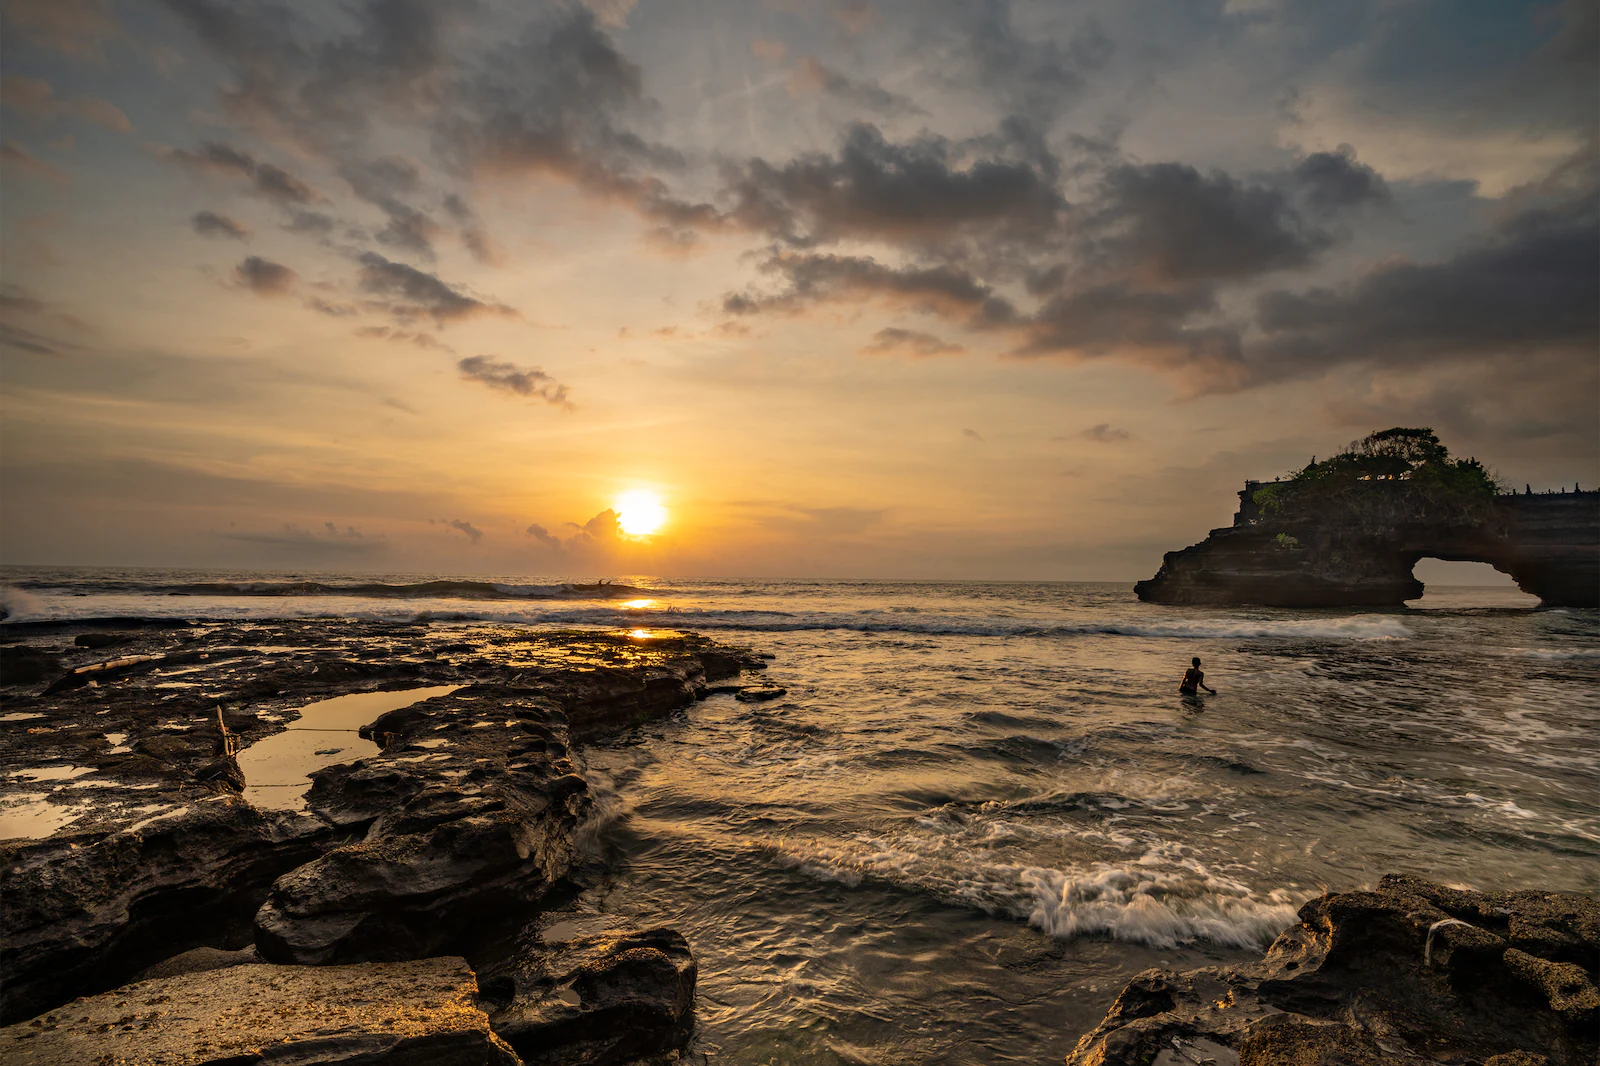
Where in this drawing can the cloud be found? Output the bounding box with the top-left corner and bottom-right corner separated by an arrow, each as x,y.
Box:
4,0 -> 121,58
787,58 -> 923,116
167,141 -> 323,206
357,252 -> 514,324
1080,423 -> 1132,443
445,518 -> 483,543
725,252 -> 1017,326
217,522 -> 387,557
157,0 -> 458,153
755,504 -> 887,536
442,193 -> 502,264
525,523 -> 562,548
457,355 -> 571,407
1292,147 -> 1389,210
861,327 -> 965,356
191,210 -> 251,240
1081,162 -> 1330,285
0,75 -> 132,132
340,156 -> 442,259
434,10 -> 716,232
0,139 -> 67,182
233,255 -> 297,295
963,428 -> 986,443
1252,155 -> 1599,380
724,122 -> 1066,248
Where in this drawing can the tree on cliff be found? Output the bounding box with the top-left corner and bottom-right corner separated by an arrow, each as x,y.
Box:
1255,428 -> 1500,525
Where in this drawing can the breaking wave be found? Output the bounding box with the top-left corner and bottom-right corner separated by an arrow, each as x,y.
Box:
766,830 -> 1306,950
1,578 -> 650,602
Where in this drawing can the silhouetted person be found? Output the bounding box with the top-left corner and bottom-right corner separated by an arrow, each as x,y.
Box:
1179,657 -> 1215,697
1525,484 -> 1531,495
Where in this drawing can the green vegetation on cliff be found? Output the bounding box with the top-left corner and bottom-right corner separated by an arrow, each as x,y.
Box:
1253,428 -> 1500,526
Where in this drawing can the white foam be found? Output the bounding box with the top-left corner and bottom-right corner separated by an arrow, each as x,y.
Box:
763,827 -> 1307,950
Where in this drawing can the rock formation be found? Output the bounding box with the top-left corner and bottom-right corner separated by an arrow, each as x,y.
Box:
1136,486 -> 1600,608
1066,874 -> 1599,1066
0,618 -> 768,1065
0,956 -> 520,1065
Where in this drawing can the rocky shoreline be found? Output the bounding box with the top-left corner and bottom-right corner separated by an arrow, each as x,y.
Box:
1067,875 -> 1598,1066
2,619 -> 1595,1064
0,617 -> 768,1062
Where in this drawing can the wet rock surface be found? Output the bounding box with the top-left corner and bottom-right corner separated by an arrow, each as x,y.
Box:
480,924 -> 698,1065
0,617 -> 766,1057
0,955 -> 519,1065
1066,874 -> 1599,1066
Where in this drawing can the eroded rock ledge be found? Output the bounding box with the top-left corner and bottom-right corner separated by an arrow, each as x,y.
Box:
0,618 -> 770,1062
1067,875 -> 1599,1066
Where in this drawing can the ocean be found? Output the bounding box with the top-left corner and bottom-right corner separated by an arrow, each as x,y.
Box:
3,567 -> 1597,1063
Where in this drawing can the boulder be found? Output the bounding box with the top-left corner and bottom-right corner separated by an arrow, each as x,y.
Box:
1066,875 -> 1599,1066
0,956 -> 518,1065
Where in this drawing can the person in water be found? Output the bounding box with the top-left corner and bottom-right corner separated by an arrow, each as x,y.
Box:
1179,657 -> 1216,696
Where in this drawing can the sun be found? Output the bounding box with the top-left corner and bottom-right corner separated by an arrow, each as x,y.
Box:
615,489 -> 667,536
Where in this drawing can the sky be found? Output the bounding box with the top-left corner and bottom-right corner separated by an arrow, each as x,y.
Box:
1,0 -> 1596,580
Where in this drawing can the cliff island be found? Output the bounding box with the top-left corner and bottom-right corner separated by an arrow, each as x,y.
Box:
1136,428 -> 1600,608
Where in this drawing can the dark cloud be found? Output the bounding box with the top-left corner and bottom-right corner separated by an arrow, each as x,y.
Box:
1080,423 -> 1131,443
919,0 -> 1112,125
5,0 -> 121,59
0,139 -> 67,181
1292,148 -> 1389,210
217,522 -> 386,557
357,252 -> 513,323
442,193 -> 501,264
159,0 -> 457,153
457,355 -> 571,406
433,9 -> 715,233
861,327 -> 965,356
340,156 -> 441,258
168,141 -> 323,206
1016,282 -> 1246,385
233,255 -> 297,295
725,253 -> 1017,326
963,428 -> 986,443
724,123 -> 1066,247
445,518 -> 482,543
1082,162 -> 1329,284
1253,167 -> 1599,377
0,74 -> 132,132
305,295 -> 358,317
0,321 -> 69,356
525,523 -> 561,548
191,210 -> 251,240
787,58 -> 923,116
285,210 -> 338,235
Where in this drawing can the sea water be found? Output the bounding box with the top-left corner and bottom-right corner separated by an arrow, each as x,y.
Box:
3,568 -> 1596,1063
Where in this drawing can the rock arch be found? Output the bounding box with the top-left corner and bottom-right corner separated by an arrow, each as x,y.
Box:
1135,487 -> 1599,608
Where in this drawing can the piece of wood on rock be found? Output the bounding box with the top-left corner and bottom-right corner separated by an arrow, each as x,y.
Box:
0,956 -> 518,1065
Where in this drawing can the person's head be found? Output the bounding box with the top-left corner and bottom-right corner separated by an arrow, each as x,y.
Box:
1192,657 -> 1201,668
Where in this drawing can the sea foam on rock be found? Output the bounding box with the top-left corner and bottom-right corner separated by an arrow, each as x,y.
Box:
1065,874 -> 1599,1066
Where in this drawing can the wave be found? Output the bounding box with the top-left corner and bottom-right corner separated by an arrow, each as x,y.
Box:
2,579 -> 651,601
0,592 -> 1415,641
766,829 -> 1306,950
